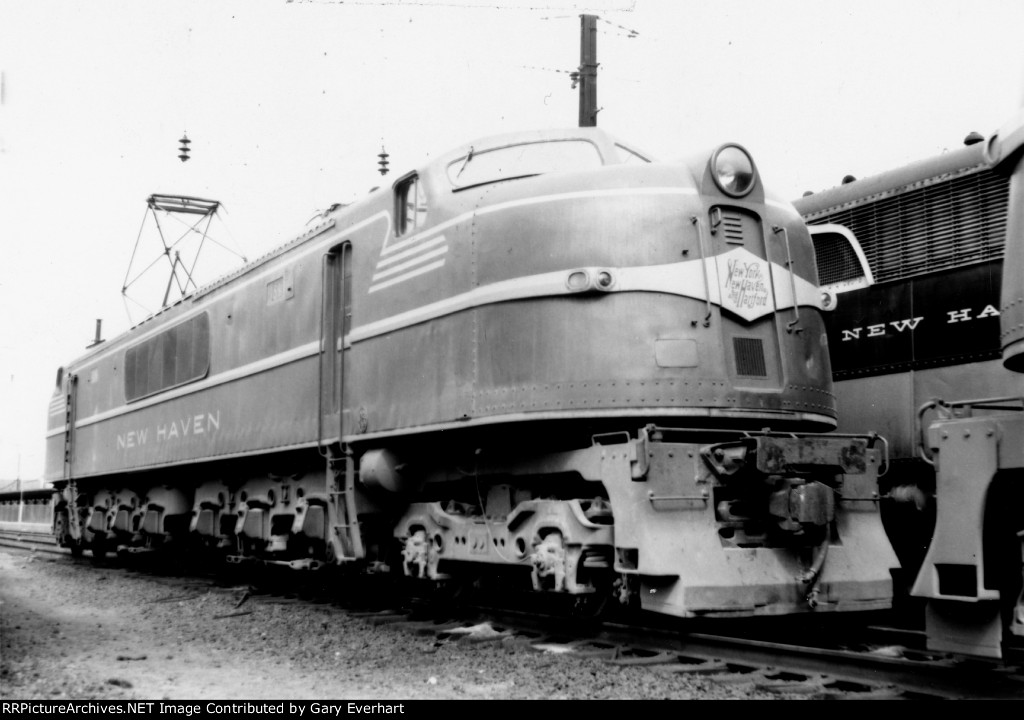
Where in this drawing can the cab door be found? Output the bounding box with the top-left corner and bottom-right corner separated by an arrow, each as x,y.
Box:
319,242 -> 352,443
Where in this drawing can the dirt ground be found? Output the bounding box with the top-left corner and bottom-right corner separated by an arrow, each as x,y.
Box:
0,548 -> 800,701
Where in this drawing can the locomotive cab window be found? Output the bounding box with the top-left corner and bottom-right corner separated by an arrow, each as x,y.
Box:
447,139 -> 603,190
395,174 -> 427,236
124,313 -> 210,402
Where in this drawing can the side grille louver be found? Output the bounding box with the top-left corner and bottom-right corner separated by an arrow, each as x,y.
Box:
808,167 -> 1008,283
733,337 -> 767,377
722,210 -> 746,244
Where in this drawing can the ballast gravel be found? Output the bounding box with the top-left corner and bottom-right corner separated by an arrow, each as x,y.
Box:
0,549 -> 804,700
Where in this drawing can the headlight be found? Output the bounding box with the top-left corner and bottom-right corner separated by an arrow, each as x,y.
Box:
711,144 -> 756,197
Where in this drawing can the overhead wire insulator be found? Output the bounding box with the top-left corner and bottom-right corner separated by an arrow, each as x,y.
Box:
179,133 -> 191,162
378,145 -> 389,176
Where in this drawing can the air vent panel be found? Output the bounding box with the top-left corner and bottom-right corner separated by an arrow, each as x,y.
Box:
733,337 -> 767,377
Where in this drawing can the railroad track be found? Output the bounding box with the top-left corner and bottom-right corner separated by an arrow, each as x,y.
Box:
2,535 -> 1022,699
450,599 -> 1024,700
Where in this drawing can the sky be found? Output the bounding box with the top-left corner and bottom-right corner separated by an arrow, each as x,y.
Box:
1,0 -> 1023,483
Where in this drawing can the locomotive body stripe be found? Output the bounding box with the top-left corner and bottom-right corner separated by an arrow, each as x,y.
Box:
348,253 -> 825,344
370,232 -> 450,291
375,234 -> 448,268
369,259 -> 447,293
372,246 -> 448,281
48,340 -> 321,436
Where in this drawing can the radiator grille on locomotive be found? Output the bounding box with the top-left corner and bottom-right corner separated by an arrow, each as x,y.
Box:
733,337 -> 768,377
807,166 -> 1008,283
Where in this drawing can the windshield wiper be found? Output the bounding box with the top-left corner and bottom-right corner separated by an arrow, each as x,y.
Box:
455,146 -> 475,179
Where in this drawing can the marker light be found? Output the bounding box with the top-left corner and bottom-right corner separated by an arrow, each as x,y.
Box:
567,271 -> 590,290
711,145 -> 756,197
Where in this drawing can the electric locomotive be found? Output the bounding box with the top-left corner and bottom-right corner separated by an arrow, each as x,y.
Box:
45,127 -> 896,619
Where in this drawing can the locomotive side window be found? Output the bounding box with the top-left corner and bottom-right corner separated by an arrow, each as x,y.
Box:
124,313 -> 211,402
447,140 -> 603,189
396,175 -> 427,236
808,224 -> 874,294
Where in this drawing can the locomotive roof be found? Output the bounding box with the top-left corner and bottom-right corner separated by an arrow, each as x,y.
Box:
793,142 -> 989,220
